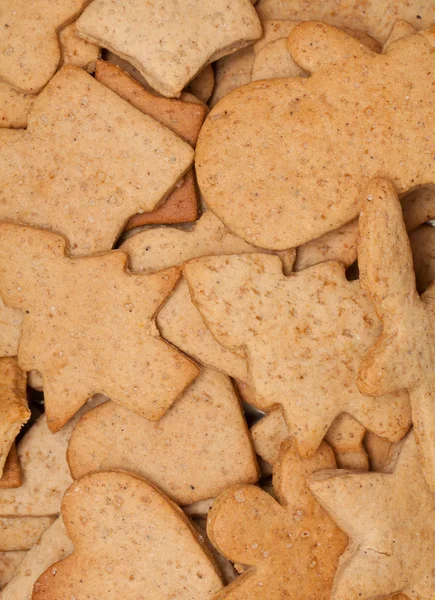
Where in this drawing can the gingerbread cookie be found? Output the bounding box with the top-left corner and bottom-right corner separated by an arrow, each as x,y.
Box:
0,223 -> 198,431
196,23 -> 435,249
33,471 -> 223,599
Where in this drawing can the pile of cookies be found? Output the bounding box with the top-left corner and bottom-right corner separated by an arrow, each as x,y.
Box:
0,0 -> 434,598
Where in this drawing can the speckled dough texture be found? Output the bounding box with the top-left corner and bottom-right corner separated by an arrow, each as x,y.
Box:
32,472 -> 223,599
255,0 -> 435,43
196,23 -> 435,250
0,223 -> 198,432
357,178 -> 435,493
68,368 -> 258,505
184,254 -> 411,456
207,441 -> 348,598
0,0 -> 89,93
0,358 -> 29,478
310,431 -> 434,600
0,445 -> 21,489
0,516 -> 55,551
76,0 -> 262,97
0,66 -> 193,256
409,225 -> 435,293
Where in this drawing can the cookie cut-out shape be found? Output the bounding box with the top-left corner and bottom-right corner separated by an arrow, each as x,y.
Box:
364,431 -> 396,472
0,223 -> 198,431
295,220 -> 358,272
0,396 -> 105,516
0,66 -> 193,256
251,37 -> 305,81
207,440 -> 348,598
209,47 -> 255,108
186,65 -> 215,103
402,188 -> 435,232
196,23 -> 435,250
68,368 -> 259,505
122,212 -> 294,380
0,0 -> 89,93
76,0 -> 261,98
94,60 -> 204,230
0,83 -> 35,129
409,225 -> 435,293
310,431 -> 434,600
0,358 -> 29,478
0,446 -> 21,489
2,518 -> 73,600
255,0 -> 435,43
0,295 -> 22,360
185,254 -> 411,455
252,409 -> 368,472
357,178 -> 435,493
0,517 -> 55,552
33,471 -> 223,599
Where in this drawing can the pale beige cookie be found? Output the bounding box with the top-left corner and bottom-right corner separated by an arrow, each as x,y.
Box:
2,518 -> 73,600
184,498 -> 216,518
59,22 -> 101,72
68,368 -> 258,505
76,0 -> 261,98
0,83 -> 34,129
185,254 -> 411,456
357,178 -> 435,492
252,409 -> 368,471
196,24 -> 435,249
0,358 -> 29,478
255,0 -> 435,43
0,517 -> 55,552
310,431 -> 434,599
251,37 -> 305,81
26,371 -> 43,392
0,0 -> 89,93
122,212 -> 294,380
409,225 -> 435,293
0,223 -> 198,431
0,66 -> 193,256
207,440 -> 348,598
0,446 -> 21,489
364,431 -> 397,472
193,518 -> 238,586
186,65 -> 215,103
209,47 -> 255,107
94,60 -> 204,230
0,396 -> 105,516
0,551 -> 26,590
0,298 -> 22,358
32,472 -> 223,599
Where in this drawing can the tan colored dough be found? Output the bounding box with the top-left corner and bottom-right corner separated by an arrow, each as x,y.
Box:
0,396 -> 105,516
0,358 -> 29,478
255,0 -> 435,43
0,0 -> 89,93
0,223 -> 198,431
196,24 -> 435,249
409,225 -> 435,293
0,83 -> 34,129
68,368 -> 258,505
32,472 -> 223,599
295,220 -> 358,271
193,518 -> 238,586
0,66 -> 193,256
364,431 -> 397,472
0,299 -> 22,359
186,65 -> 215,103
0,446 -> 21,489
310,431 -> 434,599
184,499 -> 216,518
0,517 -> 55,552
76,0 -> 261,98
0,551 -> 26,590
58,22 -> 101,72
185,254 -> 411,456
251,37 -> 305,81
2,517 -> 73,600
402,187 -> 435,232
207,440 -> 348,598
357,178 -> 435,493
209,47 -> 255,107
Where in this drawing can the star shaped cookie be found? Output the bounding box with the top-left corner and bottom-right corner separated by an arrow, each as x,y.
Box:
0,66 -> 193,256
184,254 -> 411,455
310,431 -> 435,600
0,223 -> 198,432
